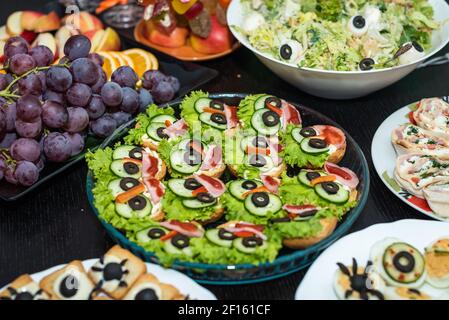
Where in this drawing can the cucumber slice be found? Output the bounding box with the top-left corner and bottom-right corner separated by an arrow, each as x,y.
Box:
292,127 -> 306,144
245,154 -> 275,173
254,95 -> 274,110
115,195 -> 152,219
167,179 -> 195,198
110,160 -> 142,179
240,135 -> 269,152
176,139 -> 206,151
113,145 -> 142,160
233,237 -> 268,254
244,193 -> 282,216
300,137 -> 330,155
315,182 -> 349,204
298,169 -> 327,187
108,179 -> 124,197
163,239 -> 193,256
199,112 -> 227,130
150,114 -> 177,124
229,179 -> 262,200
194,97 -> 212,113
182,198 -> 217,209
136,226 -> 169,244
205,229 -> 233,248
170,149 -> 200,174
146,123 -> 166,142
251,109 -> 280,136
382,242 -> 425,284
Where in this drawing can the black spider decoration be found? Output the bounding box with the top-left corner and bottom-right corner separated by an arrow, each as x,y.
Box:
0,287 -> 45,300
91,256 -> 130,293
337,258 -> 385,300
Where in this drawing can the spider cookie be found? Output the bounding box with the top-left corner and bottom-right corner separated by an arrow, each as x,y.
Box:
39,260 -> 95,300
88,245 -> 146,299
0,274 -> 49,300
123,273 -> 185,300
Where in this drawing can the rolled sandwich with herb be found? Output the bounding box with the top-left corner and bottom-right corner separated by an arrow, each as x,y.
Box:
411,98 -> 449,138
163,174 -> 226,224
190,221 -> 282,265
281,124 -> 347,168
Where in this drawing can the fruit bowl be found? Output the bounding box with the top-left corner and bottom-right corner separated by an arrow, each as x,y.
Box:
227,0 -> 449,99
86,93 -> 370,285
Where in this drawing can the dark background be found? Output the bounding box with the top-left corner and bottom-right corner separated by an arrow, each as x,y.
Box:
0,0 -> 445,299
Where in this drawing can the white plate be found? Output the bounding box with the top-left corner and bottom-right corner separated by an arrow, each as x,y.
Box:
371,100 -> 448,222
1,259 -> 216,300
295,219 -> 449,300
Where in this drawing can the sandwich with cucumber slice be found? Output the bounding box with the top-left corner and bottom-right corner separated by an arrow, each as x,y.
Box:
158,135 -> 226,178
222,178 -> 285,224
163,174 -> 226,224
237,94 -> 302,136
190,221 -> 282,265
280,124 -> 347,169
124,104 -> 188,151
180,91 -> 240,136
224,128 -> 285,179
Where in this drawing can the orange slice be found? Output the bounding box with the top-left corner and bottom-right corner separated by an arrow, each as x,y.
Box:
97,51 -> 120,79
116,52 -> 135,70
122,48 -> 159,78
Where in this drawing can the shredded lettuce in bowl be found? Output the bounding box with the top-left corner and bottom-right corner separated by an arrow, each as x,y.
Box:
237,0 -> 439,71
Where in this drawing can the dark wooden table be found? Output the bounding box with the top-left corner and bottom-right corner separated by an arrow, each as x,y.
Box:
0,0 -> 445,300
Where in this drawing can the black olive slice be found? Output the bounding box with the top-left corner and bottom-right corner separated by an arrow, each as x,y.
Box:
15,292 -> 34,300
183,150 -> 201,166
242,180 -> 257,190
147,227 -> 166,239
271,217 -> 291,223
171,234 -> 190,249
242,236 -> 263,248
128,147 -> 143,160
412,41 -> 424,53
393,251 -> 415,273
124,162 -> 139,174
211,113 -> 227,125
308,138 -> 328,149
321,182 -> 340,195
252,136 -> 268,148
359,58 -> 375,71
297,209 -> 318,218
197,192 -> 216,204
262,110 -> 280,127
135,288 -> 159,300
209,100 -> 225,111
280,44 -> 292,60
306,171 -> 321,181
218,229 -> 237,240
265,96 -> 282,109
352,15 -> 366,29
249,154 -> 267,168
129,196 -> 147,211
184,178 -> 201,190
156,127 -> 169,139
251,192 -> 270,208
59,275 -> 78,298
300,127 -> 317,138
103,263 -> 124,281
120,177 -> 140,191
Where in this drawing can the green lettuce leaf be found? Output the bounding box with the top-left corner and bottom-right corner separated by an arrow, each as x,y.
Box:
280,124 -> 329,168
222,190 -> 284,225
279,173 -> 356,216
190,235 -> 282,265
162,188 -> 223,222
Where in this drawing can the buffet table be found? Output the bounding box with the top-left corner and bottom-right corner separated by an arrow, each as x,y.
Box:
0,0 -> 447,300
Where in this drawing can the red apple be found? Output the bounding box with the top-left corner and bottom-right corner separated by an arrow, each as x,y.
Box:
149,25 -> 189,48
190,15 -> 232,54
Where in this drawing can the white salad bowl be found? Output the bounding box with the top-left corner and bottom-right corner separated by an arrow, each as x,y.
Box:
227,0 -> 449,99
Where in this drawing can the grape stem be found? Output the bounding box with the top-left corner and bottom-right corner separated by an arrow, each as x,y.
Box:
0,62 -> 70,99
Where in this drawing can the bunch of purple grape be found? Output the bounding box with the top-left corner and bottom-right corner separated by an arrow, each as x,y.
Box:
0,34 -> 180,187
